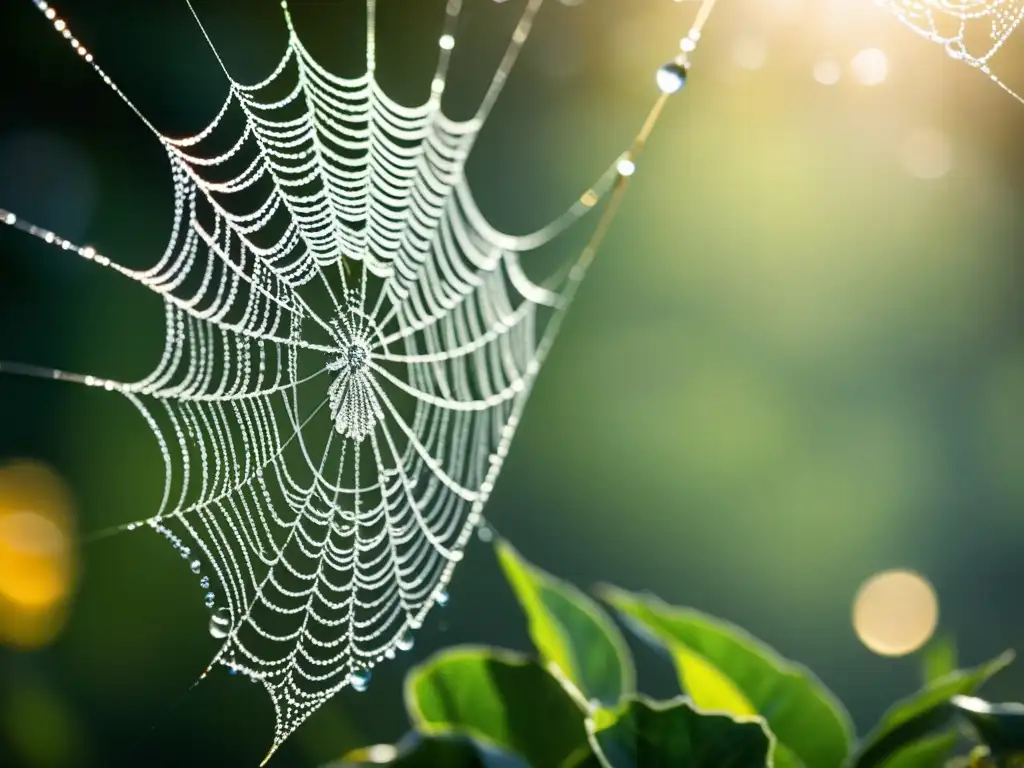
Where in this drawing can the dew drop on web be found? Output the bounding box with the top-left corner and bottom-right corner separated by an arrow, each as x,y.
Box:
209,607 -> 231,639
350,667 -> 371,692
396,630 -> 414,652
656,61 -> 688,94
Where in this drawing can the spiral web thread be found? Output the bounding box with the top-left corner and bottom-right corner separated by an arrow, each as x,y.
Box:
876,0 -> 1024,102
0,0 -> 715,757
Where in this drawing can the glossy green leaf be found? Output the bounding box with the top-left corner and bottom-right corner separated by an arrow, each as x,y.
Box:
584,695 -> 773,768
602,586 -> 852,768
921,637 -> 958,686
405,646 -> 590,768
333,733 -> 529,768
334,736 -> 493,767
876,732 -> 957,768
497,540 -> 634,707
953,695 -> 1024,757
852,652 -> 1014,768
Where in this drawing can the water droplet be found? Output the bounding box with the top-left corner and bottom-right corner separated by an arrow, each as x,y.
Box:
190,560 -> 201,574
228,666 -> 239,676
396,631 -> 415,652
477,523 -> 494,543
200,575 -> 210,589
350,667 -> 371,692
436,590 -> 449,607
656,61 -> 688,94
180,546 -> 191,559
204,592 -> 215,609
385,648 -> 396,660
209,607 -> 231,639
616,156 -> 637,177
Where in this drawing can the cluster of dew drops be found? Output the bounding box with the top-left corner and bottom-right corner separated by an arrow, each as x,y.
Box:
140,521 -> 219,610
345,591 -> 450,693
170,523 -> 456,692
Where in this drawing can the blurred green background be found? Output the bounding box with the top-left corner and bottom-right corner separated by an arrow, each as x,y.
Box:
2,0 -> 1024,765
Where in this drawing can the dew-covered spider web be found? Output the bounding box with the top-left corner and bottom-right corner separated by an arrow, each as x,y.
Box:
875,0 -> 1024,102
0,0 -> 714,758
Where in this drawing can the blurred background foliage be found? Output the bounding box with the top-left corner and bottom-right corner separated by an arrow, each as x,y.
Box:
1,0 -> 1024,765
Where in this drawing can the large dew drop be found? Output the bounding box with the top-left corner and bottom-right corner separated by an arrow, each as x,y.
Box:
396,630 -> 414,652
209,607 -> 231,639
350,667 -> 371,692
656,61 -> 688,94
476,522 -> 494,543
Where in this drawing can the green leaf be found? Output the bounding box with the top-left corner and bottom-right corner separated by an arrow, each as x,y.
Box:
497,540 -> 635,707
953,695 -> 1024,757
585,695 -> 773,768
602,586 -> 852,768
876,732 -> 958,768
852,652 -> 1014,768
921,636 -> 958,686
334,737 -> 487,767
333,733 -> 528,767
405,646 -> 590,768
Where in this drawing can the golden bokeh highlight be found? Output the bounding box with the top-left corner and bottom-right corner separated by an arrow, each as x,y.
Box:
0,461 -> 77,649
812,59 -> 842,86
900,128 -> 953,180
853,569 -> 939,657
732,36 -> 767,70
850,48 -> 889,85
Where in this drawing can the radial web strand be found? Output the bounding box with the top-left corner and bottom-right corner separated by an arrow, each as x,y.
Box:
0,0 -> 711,757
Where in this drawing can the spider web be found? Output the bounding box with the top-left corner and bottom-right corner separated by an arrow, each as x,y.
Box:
876,0 -> 1024,101
0,0 -> 705,756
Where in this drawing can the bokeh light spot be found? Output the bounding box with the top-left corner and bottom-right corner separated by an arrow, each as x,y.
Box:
901,128 -> 953,180
853,569 -> 938,656
0,461 -> 77,648
732,36 -> 767,70
366,745 -> 398,762
813,58 -> 841,85
0,512 -> 67,607
850,48 -> 889,85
